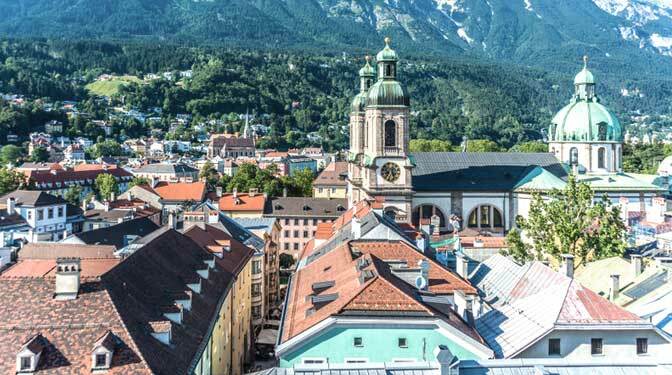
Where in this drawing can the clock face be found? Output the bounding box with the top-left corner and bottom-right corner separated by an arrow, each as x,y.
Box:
381,162 -> 401,182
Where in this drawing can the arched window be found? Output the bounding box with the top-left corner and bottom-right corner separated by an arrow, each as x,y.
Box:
467,205 -> 503,229
597,122 -> 607,141
597,147 -> 606,169
385,64 -> 392,77
570,147 -> 579,166
384,208 -> 397,221
412,204 -> 446,229
384,120 -> 396,147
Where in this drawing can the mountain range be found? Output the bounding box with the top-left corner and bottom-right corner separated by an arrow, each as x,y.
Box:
3,0 -> 672,75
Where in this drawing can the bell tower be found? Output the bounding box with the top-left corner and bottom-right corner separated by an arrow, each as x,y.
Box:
347,38 -> 414,222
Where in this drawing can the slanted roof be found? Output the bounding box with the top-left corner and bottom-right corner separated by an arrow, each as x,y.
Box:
410,152 -> 567,192
576,172 -> 665,192
470,254 -> 651,358
19,242 -> 117,259
513,166 -> 567,192
219,193 -> 266,212
152,181 -> 206,202
72,217 -> 160,249
264,197 -> 347,218
235,217 -> 277,236
0,190 -> 66,207
184,224 -> 255,276
313,161 -> 348,187
133,163 -> 197,174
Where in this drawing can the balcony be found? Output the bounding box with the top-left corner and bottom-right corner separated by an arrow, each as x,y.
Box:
384,147 -> 401,156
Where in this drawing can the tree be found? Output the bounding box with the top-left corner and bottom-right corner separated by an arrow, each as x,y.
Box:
64,185 -> 83,206
506,175 -> 626,268
129,176 -> 150,188
30,147 -> 49,163
91,140 -> 123,158
200,161 -> 219,187
509,141 -> 548,153
409,139 -> 452,152
94,173 -> 119,201
466,139 -> 502,152
283,168 -> 314,197
0,168 -> 26,195
0,145 -> 24,165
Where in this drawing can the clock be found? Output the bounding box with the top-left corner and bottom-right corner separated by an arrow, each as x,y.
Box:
380,162 -> 401,182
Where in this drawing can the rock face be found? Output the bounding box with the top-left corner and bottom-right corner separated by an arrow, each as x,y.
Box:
2,0 -> 672,70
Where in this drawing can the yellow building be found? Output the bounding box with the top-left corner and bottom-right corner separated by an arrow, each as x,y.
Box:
312,161 -> 348,199
186,224 -> 255,375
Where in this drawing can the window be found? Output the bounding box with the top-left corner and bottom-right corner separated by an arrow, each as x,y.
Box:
598,122 -> 607,141
591,338 -> 603,355
597,147 -> 606,169
293,243 -> 299,250
303,219 -> 308,225
570,147 -> 579,165
468,205 -> 503,229
48,208 -> 53,219
548,338 -> 561,356
27,210 -> 32,220
294,219 -> 299,225
284,243 -> 289,250
252,305 -> 262,319
95,353 -> 107,368
345,358 -> 368,363
284,219 -> 290,225
252,260 -> 262,274
313,219 -> 318,225
302,358 -> 326,364
293,230 -> 299,238
57,206 -> 64,217
252,283 -> 261,297
398,338 -> 408,348
353,337 -> 363,347
637,338 -> 648,354
303,231 -> 308,237
37,209 -> 44,221
384,120 -> 396,147
20,356 -> 31,370
284,230 -> 289,237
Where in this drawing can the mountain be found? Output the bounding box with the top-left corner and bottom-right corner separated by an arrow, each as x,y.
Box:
3,0 -> 672,76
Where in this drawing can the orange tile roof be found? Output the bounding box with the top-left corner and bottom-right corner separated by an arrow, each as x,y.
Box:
460,236 -> 507,248
218,193 -> 266,212
152,181 -> 206,201
313,161 -> 347,187
315,223 -> 333,240
1,259 -> 120,279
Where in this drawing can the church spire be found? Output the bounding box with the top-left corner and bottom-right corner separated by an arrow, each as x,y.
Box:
359,55 -> 375,92
243,109 -> 251,139
376,37 -> 399,80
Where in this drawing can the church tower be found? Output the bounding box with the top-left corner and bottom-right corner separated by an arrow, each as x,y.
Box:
548,56 -> 623,174
347,38 -> 415,222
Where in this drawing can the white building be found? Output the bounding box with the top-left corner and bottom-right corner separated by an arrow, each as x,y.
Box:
0,191 -> 72,242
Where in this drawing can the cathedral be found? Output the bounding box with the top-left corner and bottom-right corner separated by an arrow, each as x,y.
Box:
346,39 -> 665,236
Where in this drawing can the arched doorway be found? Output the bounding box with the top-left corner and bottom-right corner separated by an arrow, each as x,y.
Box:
412,204 -> 446,229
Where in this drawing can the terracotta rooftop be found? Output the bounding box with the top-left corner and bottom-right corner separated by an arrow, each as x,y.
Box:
152,181 -> 206,202
184,224 -> 254,276
1,259 -> 120,279
460,236 -> 508,248
19,243 -> 117,259
218,192 -> 266,212
25,165 -> 133,187
281,240 -> 484,345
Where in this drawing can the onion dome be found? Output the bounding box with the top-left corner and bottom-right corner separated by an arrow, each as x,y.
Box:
549,56 -> 622,142
376,37 -> 398,62
367,38 -> 409,107
359,55 -> 376,77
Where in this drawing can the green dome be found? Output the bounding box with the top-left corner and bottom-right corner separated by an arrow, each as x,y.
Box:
359,56 -> 376,77
351,92 -> 367,112
376,37 -> 398,62
366,80 -> 409,107
551,100 -> 622,142
574,68 -> 594,85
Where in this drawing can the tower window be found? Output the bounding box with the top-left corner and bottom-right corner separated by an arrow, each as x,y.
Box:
598,123 -> 607,141
597,147 -> 606,169
384,120 -> 396,147
386,64 -> 392,77
570,147 -> 579,166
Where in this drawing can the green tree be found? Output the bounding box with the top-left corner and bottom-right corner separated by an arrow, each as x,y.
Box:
506,176 -> 626,268
200,161 -> 219,187
0,168 -> 26,195
283,168 -> 314,197
0,145 -> 24,165
409,139 -> 452,152
30,147 -> 49,162
64,185 -> 83,206
129,176 -> 150,188
509,141 -> 548,153
91,140 -> 123,158
94,173 -> 119,201
466,139 -> 502,152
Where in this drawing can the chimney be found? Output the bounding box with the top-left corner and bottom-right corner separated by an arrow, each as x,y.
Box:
434,345 -> 457,375
168,211 -> 176,229
453,290 -> 469,320
28,229 -> 34,242
232,188 -> 238,199
6,197 -> 15,215
351,217 -> 362,239
560,254 -> 574,278
110,192 -> 116,202
455,252 -> 469,279
282,187 -> 288,198
418,259 -> 430,290
104,201 -> 110,212
81,197 -> 88,211
55,257 -> 81,300
150,176 -> 156,188
249,188 -> 257,197
631,254 -> 643,277
610,274 -> 620,300
415,233 -> 426,251
216,186 -> 223,198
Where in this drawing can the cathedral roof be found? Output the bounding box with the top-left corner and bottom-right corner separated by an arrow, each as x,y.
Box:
366,80 -> 409,107
376,37 -> 398,62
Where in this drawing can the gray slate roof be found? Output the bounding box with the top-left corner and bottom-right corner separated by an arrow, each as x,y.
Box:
133,163 -> 198,174
410,152 -> 567,192
73,217 -> 160,249
235,217 -> 277,235
0,190 -> 67,207
264,197 -> 347,218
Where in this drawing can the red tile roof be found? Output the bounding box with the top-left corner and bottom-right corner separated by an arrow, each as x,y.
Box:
218,193 -> 266,212
19,243 -> 117,259
184,224 -> 255,276
1,259 -> 120,279
152,181 -> 206,202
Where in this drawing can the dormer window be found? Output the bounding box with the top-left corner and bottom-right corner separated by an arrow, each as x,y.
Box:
16,334 -> 44,373
19,356 -> 32,371
91,330 -> 115,371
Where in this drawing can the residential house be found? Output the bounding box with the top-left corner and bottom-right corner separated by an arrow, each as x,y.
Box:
469,254 -> 672,360
63,217 -> 160,251
236,217 -> 282,323
121,181 -> 207,220
0,227 -> 255,374
0,191 -> 72,242
264,197 -> 347,258
63,143 -> 86,162
312,161 -> 348,199
44,120 -> 63,134
184,224 -> 255,373
276,239 -> 492,368
219,189 -> 267,218
23,164 -> 133,200
207,134 -> 255,158
132,163 -> 199,182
